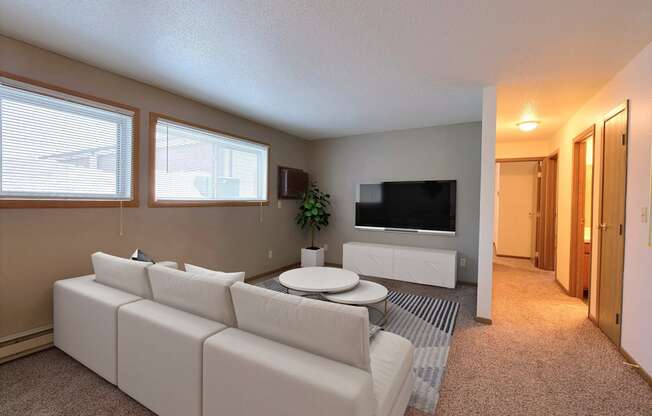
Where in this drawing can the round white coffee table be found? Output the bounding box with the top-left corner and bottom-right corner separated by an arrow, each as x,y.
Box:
323,280 -> 389,324
278,267 -> 359,293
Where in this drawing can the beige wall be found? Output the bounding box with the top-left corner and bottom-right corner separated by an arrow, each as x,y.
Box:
0,36 -> 311,338
309,123 -> 482,283
496,139 -> 550,159
549,41 -> 652,374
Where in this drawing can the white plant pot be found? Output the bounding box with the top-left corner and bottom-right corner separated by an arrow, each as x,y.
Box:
301,247 -> 325,267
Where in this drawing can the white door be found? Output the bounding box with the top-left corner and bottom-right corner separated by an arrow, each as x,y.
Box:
497,161 -> 537,258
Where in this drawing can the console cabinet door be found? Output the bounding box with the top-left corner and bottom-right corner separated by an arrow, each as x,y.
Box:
393,249 -> 456,288
343,244 -> 393,278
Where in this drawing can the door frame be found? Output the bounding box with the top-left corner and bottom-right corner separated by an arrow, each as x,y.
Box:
494,157 -> 544,264
596,100 -> 629,346
569,125 -> 596,300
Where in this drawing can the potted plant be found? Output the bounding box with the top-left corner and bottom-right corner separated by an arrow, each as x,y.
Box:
295,181 -> 331,267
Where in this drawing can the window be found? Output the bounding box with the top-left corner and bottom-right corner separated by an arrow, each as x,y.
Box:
151,114 -> 269,206
0,74 -> 138,207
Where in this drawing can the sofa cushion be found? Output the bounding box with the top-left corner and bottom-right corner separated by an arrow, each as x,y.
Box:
156,260 -> 179,270
53,275 -> 142,384
148,265 -> 237,326
203,328 -> 376,416
184,263 -> 245,282
230,281 -> 371,371
118,300 -> 226,416
92,252 -> 153,298
369,331 -> 415,416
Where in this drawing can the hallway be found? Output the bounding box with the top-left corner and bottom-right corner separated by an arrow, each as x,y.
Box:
435,258 -> 652,415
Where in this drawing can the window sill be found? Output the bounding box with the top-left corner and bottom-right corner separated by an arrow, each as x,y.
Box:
0,199 -> 139,209
148,199 -> 270,208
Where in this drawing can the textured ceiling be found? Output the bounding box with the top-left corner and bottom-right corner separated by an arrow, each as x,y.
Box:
0,1 -> 651,141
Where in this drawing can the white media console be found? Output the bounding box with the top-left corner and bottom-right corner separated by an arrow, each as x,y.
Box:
342,242 -> 457,289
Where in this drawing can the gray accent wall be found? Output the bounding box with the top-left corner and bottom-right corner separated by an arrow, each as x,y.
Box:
309,123 -> 482,283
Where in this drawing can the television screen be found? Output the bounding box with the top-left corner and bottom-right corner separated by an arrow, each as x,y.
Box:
355,180 -> 456,233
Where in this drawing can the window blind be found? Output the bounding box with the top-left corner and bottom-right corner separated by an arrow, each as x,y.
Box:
154,119 -> 268,202
0,79 -> 134,201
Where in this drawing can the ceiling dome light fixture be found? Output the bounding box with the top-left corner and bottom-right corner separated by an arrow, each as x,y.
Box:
517,120 -> 540,132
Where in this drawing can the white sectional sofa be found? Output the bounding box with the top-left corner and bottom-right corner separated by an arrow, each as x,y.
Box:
53,275 -> 140,384
53,252 -> 415,416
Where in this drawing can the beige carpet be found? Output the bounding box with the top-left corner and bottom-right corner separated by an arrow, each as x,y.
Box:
430,257 -> 652,416
1,260 -> 650,415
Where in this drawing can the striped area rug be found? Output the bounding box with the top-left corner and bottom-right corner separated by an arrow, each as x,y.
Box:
257,278 -> 459,414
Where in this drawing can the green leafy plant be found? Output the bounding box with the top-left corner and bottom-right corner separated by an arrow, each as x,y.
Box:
295,182 -> 331,249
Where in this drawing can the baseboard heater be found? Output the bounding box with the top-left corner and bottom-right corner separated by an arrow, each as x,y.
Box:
0,325 -> 53,364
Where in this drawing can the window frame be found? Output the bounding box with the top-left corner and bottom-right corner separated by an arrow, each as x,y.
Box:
0,71 -> 140,209
148,113 -> 271,207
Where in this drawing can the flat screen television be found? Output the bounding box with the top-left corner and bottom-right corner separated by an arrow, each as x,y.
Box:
355,180 -> 456,235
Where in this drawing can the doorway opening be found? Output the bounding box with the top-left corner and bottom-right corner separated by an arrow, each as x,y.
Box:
570,126 -> 595,303
494,159 -> 540,263
494,156 -> 558,271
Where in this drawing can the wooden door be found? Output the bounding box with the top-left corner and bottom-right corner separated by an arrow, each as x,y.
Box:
531,163 -> 539,263
597,103 -> 628,345
571,140 -> 588,297
538,154 -> 558,271
534,162 -> 543,267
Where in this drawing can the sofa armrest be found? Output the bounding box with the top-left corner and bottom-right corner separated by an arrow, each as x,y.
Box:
203,328 -> 376,416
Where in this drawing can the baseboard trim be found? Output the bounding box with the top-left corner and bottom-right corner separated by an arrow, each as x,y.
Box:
0,324 -> 53,344
620,347 -> 652,387
474,316 -> 493,325
555,278 -> 570,295
495,254 -> 532,260
0,330 -> 53,364
245,263 -> 300,283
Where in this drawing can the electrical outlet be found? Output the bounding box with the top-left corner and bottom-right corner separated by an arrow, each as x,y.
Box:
277,200 -> 282,209
268,250 -> 273,259
460,257 -> 466,267
323,244 -> 329,252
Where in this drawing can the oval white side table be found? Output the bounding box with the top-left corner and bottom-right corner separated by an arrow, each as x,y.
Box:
278,267 -> 359,293
323,280 -> 389,325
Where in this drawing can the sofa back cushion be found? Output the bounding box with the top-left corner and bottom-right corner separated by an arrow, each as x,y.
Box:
92,252 -> 154,298
147,265 -> 237,326
230,282 -> 370,371
185,264 -> 245,282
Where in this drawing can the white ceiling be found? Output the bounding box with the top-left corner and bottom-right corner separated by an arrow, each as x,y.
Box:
1,1 -> 651,141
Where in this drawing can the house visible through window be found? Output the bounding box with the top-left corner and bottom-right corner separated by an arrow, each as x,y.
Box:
153,117 -> 268,203
0,77 -> 135,202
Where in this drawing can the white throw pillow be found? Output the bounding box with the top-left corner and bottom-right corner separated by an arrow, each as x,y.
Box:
184,263 -> 245,282
92,252 -> 154,298
148,265 -> 238,326
156,261 -> 179,270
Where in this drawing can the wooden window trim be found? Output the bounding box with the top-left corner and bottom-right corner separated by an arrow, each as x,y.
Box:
148,112 -> 271,208
0,71 -> 140,209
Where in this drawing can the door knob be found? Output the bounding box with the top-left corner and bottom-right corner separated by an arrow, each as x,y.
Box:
599,223 -> 608,230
